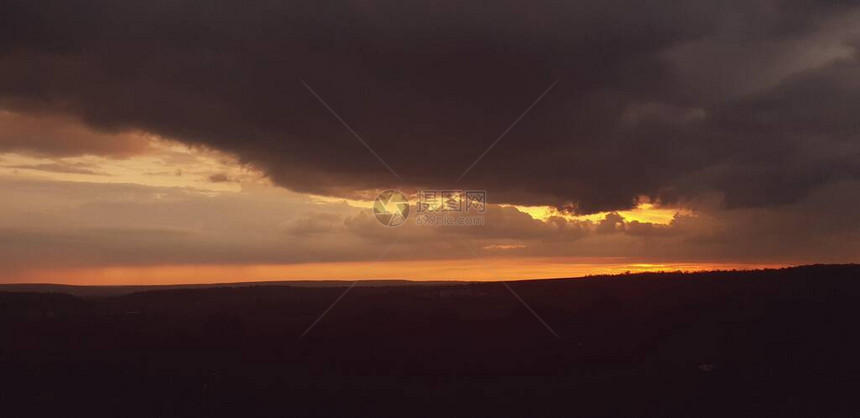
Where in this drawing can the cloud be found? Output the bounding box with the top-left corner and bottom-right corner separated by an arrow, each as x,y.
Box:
208,173 -> 231,183
6,162 -> 102,175
0,110 -> 151,157
285,212 -> 346,236
0,0 -> 858,216
595,213 -> 627,234
0,173 -> 857,279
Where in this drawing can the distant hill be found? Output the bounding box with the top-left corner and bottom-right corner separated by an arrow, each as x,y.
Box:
2,264 -> 856,297
0,278 -> 467,297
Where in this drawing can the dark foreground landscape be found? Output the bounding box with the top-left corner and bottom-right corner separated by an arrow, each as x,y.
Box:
1,265 -> 859,417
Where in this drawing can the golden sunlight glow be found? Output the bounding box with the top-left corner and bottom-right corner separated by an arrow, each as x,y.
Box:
307,193 -> 691,227
308,194 -> 374,209
10,259 -> 792,285
507,199 -> 692,226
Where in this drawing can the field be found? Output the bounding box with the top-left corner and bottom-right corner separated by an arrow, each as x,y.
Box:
2,265 -> 858,417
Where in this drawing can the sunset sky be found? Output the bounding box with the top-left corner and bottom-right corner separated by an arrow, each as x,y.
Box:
1,0 -> 859,284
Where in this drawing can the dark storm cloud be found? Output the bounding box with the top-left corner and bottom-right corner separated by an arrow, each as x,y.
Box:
1,0 -> 859,213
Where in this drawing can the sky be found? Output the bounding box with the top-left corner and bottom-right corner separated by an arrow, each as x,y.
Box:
0,0 -> 858,284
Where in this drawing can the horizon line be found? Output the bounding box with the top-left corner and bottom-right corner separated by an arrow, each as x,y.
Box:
2,263 -> 857,289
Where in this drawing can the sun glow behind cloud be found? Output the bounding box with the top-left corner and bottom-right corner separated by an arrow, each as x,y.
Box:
506,200 -> 692,225
309,193 -> 693,227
